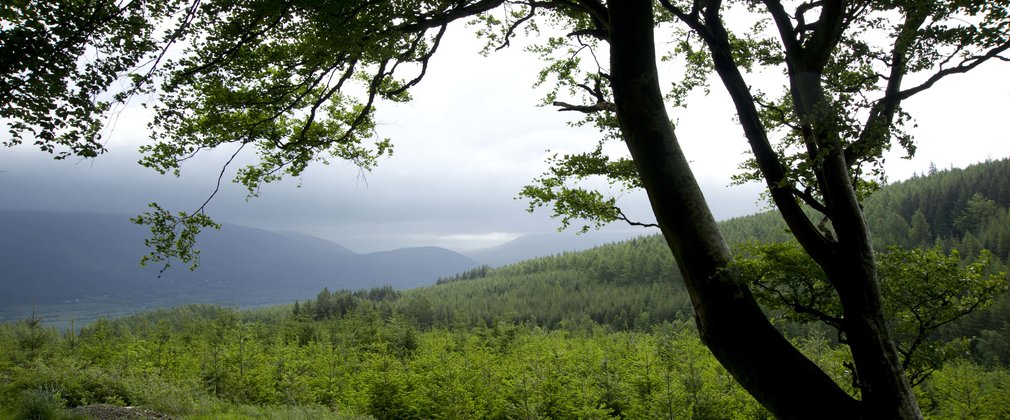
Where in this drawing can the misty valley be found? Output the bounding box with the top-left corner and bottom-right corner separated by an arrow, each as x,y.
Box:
3,160 -> 1010,418
0,209 -> 639,329
4,0 -> 1010,416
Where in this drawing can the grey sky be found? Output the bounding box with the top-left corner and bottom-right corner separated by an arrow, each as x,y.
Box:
1,27 -> 1008,253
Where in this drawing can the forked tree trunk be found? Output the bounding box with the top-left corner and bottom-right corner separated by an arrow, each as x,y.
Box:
607,2 -> 861,418
704,3 -> 922,416
787,65 -> 921,420
823,204 -> 923,418
607,2 -> 924,418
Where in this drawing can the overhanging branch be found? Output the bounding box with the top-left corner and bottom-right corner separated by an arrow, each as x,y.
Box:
613,207 -> 659,228
495,3 -> 538,51
398,0 -> 507,33
895,42 -> 1010,102
552,100 -> 615,113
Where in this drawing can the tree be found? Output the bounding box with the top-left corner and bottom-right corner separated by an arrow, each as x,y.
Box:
3,0 -> 1008,417
908,209 -> 931,248
0,0 -> 170,158
954,193 -> 1002,236
734,241 -> 1008,388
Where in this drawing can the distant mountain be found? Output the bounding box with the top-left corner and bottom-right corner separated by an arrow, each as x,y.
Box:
463,229 -> 655,267
0,210 -> 477,319
360,247 -> 483,288
273,230 -> 356,255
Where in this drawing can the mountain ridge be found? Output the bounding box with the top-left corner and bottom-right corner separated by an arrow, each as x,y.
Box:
462,229 -> 655,267
0,209 -> 477,322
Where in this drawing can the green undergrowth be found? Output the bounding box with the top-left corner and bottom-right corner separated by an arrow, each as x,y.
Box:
2,307 -> 1009,419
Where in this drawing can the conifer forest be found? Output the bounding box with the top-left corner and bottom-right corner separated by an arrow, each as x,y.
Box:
3,161 -> 1010,418
3,0 -> 1010,418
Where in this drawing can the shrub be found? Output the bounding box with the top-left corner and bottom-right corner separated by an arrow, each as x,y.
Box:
10,386 -> 83,420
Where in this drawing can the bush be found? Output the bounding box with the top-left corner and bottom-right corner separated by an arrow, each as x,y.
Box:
924,361 -> 1010,419
10,387 -> 84,420
4,359 -> 132,408
121,374 -> 205,416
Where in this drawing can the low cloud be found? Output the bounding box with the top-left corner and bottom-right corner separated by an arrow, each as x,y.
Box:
6,29 -> 998,255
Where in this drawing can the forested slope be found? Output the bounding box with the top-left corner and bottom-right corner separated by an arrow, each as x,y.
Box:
4,160 -> 1009,419
386,159 -> 1010,331
368,159 -> 1010,365
863,159 -> 1010,257
718,158 -> 1010,262
418,235 -> 688,329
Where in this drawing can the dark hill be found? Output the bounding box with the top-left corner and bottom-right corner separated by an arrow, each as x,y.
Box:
462,230 -> 651,267
0,210 -> 476,321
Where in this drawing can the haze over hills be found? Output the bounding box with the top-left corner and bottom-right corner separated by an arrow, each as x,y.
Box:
402,159 -> 1010,336
461,229 -> 657,267
6,159 -> 1008,327
0,209 -> 478,323
0,208 -> 650,325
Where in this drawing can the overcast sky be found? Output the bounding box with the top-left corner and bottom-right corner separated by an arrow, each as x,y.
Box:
2,27 -> 1008,253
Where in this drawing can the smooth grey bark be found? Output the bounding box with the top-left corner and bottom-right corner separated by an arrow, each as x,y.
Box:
606,2 -> 861,418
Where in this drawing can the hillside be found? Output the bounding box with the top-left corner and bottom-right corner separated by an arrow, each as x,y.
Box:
3,161 -> 1009,420
0,210 -> 477,324
863,159 -> 1010,255
462,229 -> 653,267
429,234 -> 687,329
346,159 -> 1009,368
395,159 -> 1010,329
716,158 -> 1010,262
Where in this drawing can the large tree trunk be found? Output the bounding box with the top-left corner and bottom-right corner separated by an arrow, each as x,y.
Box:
606,2 -> 860,418
820,151 -> 922,418
714,7 -> 921,414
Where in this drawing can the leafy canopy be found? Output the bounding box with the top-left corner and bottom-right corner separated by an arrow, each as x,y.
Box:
1,0 -> 177,158
734,241 -> 1009,387
2,0 -> 1008,267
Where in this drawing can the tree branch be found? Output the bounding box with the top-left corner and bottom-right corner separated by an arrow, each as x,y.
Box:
701,7 -> 834,265
801,0 -> 845,70
552,100 -> 616,113
754,95 -> 800,130
567,28 -> 608,41
847,9 -> 927,164
574,0 -> 608,28
658,0 -> 704,34
613,207 -> 659,228
794,1 -> 823,40
895,42 -> 1010,102
495,3 -> 538,51
397,0 -> 507,33
792,187 -> 830,215
385,24 -> 449,96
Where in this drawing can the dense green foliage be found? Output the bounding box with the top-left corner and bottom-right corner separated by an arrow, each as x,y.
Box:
4,160 -> 1010,418
721,158 -> 1010,264
864,159 -> 1010,257
2,303 -> 1009,419
735,243 -> 1007,386
0,0 -> 176,158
